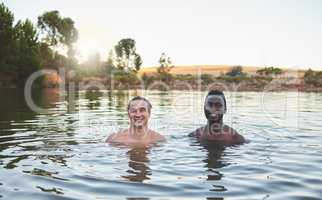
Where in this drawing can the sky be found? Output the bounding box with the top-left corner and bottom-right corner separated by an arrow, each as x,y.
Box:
2,0 -> 322,69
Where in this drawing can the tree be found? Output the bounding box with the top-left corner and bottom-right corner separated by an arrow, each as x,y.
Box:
200,74 -> 213,85
304,68 -> 322,86
157,52 -> 174,82
158,52 -> 173,74
226,65 -> 245,77
0,3 -> 68,87
0,2 -> 15,72
13,19 -> 41,84
134,53 -> 142,72
103,50 -> 116,75
257,66 -> 283,76
37,10 -> 78,65
114,38 -> 142,72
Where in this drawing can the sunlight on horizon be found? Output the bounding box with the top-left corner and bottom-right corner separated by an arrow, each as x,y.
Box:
76,41 -> 101,63
3,0 -> 322,69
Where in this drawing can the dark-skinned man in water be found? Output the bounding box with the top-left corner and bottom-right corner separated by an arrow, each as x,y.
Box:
106,96 -> 166,146
189,90 -> 245,145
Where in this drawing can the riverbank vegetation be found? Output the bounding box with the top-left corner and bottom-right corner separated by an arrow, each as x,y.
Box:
1,2 -> 322,92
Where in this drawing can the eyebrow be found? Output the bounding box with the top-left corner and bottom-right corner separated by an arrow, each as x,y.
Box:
129,105 -> 147,109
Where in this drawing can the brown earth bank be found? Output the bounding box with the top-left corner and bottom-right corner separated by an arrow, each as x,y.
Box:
1,65 -> 322,92
139,65 -> 307,77
59,77 -> 322,93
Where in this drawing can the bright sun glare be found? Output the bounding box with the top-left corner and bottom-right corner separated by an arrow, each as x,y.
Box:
76,41 -> 100,63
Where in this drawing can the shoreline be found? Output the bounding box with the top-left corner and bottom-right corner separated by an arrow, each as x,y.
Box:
2,78 -> 322,93
1,66 -> 322,92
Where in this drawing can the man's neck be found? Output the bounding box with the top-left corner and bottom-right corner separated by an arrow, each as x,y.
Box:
129,125 -> 149,139
206,120 -> 224,134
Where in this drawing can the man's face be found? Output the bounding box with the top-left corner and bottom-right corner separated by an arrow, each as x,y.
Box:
204,95 -> 226,123
128,100 -> 150,128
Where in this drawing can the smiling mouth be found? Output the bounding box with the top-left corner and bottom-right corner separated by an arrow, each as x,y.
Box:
208,114 -> 221,121
134,118 -> 144,122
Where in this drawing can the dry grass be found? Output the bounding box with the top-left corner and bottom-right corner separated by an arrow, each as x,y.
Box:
139,65 -> 306,77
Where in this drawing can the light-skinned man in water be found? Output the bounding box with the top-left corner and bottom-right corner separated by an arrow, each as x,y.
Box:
189,90 -> 245,145
106,96 -> 165,146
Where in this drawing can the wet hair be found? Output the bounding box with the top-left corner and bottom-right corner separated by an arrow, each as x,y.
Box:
206,90 -> 227,111
127,96 -> 152,113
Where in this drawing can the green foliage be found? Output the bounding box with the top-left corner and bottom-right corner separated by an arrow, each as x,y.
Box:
0,3 -> 75,87
157,53 -> 174,82
37,10 -> 78,63
226,66 -> 246,77
134,53 -> 142,72
13,20 -> 42,85
304,69 -> 322,86
158,53 -> 173,73
175,74 -> 197,82
200,74 -> 214,85
257,66 -> 283,76
217,75 -> 251,83
0,2 -> 15,72
112,68 -> 140,86
38,42 -> 68,70
114,38 -> 142,72
0,3 -> 42,85
141,73 -> 155,86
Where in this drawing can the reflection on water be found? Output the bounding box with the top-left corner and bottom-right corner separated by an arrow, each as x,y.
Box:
85,90 -> 102,110
122,147 -> 151,182
0,89 -> 322,199
202,144 -> 227,181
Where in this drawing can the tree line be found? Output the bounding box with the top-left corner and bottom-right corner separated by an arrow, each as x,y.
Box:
0,3 -> 79,86
1,2 -> 321,89
0,3 -> 150,87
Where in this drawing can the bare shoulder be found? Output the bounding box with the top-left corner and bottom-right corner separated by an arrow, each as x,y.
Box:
223,125 -> 238,134
149,130 -> 166,142
106,130 -> 128,143
188,127 -> 204,137
223,125 -> 245,144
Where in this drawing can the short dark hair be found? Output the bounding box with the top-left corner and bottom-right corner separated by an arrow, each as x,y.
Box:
206,90 -> 227,111
127,96 -> 152,113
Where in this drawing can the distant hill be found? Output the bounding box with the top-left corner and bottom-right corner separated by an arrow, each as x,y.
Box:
139,65 -> 306,77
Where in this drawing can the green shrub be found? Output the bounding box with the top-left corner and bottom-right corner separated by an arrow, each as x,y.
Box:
200,74 -> 214,85
226,66 -> 246,77
304,69 -> 322,86
141,73 -> 155,86
257,67 -> 283,76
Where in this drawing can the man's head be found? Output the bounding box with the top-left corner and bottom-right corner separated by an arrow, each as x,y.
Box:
204,90 -> 227,123
127,96 -> 152,128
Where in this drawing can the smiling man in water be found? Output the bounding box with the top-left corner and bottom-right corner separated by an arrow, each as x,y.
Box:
189,90 -> 245,145
106,96 -> 165,146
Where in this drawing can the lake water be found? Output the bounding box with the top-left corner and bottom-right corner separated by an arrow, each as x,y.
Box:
0,89 -> 322,200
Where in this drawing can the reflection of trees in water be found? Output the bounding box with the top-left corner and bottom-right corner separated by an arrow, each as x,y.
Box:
122,147 -> 151,182
202,143 -> 230,193
158,91 -> 173,107
85,90 -> 102,110
202,144 -> 227,181
66,88 -> 79,113
0,88 -> 78,170
114,90 -> 129,113
0,89 -> 36,132
110,90 -> 130,129
190,140 -> 230,193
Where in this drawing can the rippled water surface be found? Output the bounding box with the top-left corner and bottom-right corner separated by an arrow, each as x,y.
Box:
1,89 -> 322,200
